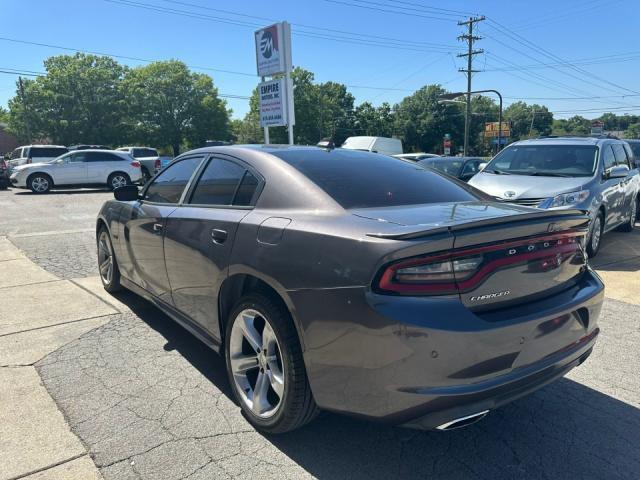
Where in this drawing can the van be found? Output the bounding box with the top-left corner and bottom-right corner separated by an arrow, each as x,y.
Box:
9,145 -> 69,168
341,136 -> 403,156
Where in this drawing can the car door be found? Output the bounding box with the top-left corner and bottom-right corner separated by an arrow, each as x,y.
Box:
85,151 -> 111,183
163,155 -> 261,339
119,155 -> 204,303
600,144 -> 625,228
612,143 -> 636,222
50,152 -> 88,185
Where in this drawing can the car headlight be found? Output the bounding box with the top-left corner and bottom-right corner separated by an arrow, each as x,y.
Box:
547,189 -> 590,208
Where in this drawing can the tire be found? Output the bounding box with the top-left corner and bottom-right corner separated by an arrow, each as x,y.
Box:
587,211 -> 604,258
141,167 -> 152,185
27,173 -> 52,194
108,172 -> 130,191
97,226 -> 122,292
225,293 -> 319,434
618,196 -> 638,232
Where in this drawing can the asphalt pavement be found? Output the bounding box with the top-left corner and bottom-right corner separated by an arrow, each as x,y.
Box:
1,186 -> 639,480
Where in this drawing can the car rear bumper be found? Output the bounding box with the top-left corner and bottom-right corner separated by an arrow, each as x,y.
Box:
291,268 -> 604,429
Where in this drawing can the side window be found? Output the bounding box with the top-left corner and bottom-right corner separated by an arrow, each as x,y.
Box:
67,152 -> 88,163
461,161 -> 478,175
234,171 -> 259,206
144,156 -> 203,204
612,144 -> 630,169
190,158 -> 247,206
602,145 -> 616,171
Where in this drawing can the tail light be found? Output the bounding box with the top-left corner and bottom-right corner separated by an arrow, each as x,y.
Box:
130,161 -> 141,168
154,158 -> 161,171
376,230 -> 585,295
27,158 -> 32,164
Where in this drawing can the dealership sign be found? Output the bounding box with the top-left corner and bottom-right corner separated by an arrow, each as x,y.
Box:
255,22 -> 292,77
484,121 -> 511,137
258,79 -> 287,127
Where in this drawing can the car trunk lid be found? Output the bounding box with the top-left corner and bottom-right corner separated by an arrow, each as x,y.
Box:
364,201 -> 590,309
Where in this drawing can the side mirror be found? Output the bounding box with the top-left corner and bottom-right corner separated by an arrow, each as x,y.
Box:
114,184 -> 139,201
478,162 -> 488,171
607,165 -> 629,179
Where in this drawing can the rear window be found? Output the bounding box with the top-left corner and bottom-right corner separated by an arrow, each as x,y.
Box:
487,144 -> 597,177
30,147 -> 68,158
133,148 -> 158,158
271,149 -> 478,209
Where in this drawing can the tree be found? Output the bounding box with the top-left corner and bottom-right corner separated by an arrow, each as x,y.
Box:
353,102 -> 395,138
8,53 -> 127,145
625,123 -> 640,139
122,60 -> 230,155
552,116 -> 591,136
504,101 -> 553,140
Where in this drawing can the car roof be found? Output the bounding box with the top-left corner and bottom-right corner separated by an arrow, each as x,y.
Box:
512,136 -> 624,147
19,144 -> 67,148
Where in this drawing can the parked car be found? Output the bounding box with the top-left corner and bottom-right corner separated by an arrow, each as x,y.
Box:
8,145 -> 69,168
623,139 -> 640,168
10,149 -> 142,193
116,147 -> 161,184
394,153 -> 441,161
468,136 -> 640,257
0,158 -> 10,189
341,136 -> 403,156
419,157 -> 485,182
96,145 -> 603,433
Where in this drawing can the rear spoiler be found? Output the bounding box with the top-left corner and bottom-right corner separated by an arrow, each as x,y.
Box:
366,209 -> 590,240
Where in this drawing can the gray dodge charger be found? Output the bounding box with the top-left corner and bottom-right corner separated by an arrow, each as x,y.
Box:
96,145 -> 604,433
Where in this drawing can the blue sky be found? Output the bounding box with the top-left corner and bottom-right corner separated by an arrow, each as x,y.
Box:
1,0 -> 639,120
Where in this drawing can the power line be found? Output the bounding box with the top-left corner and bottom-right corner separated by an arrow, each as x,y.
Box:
105,0 -> 457,53
323,0 -> 463,22
158,0 -> 458,49
485,18 -> 640,97
0,67 -> 250,99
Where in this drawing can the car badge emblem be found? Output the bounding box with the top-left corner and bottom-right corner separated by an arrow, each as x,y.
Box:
504,190 -> 516,198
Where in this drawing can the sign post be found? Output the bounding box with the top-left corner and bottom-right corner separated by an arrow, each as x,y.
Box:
255,22 -> 294,145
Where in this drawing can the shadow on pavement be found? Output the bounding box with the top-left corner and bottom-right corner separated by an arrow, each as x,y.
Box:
14,188 -> 113,195
591,227 -> 640,272
110,289 -> 640,479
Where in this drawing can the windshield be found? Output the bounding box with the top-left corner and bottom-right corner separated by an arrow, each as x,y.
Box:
485,144 -> 598,177
420,159 -> 463,176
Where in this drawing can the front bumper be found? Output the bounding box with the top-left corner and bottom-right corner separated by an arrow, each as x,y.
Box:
292,269 -> 604,428
9,173 -> 26,188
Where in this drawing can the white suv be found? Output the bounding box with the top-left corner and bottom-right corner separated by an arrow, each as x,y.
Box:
116,147 -> 160,184
10,149 -> 142,193
8,145 -> 69,168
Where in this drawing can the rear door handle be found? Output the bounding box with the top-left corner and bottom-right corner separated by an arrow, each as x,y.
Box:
153,223 -> 163,234
211,228 -> 228,244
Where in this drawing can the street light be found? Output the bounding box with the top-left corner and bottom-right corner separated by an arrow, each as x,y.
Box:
438,89 -> 504,155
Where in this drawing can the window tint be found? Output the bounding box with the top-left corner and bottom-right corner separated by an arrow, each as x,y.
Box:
612,143 -> 630,168
89,152 -> 124,162
144,157 -> 203,204
461,161 -> 479,175
627,142 -> 640,159
234,171 -> 259,206
190,159 -> 246,206
132,148 -> 157,158
272,149 -> 478,209
11,148 -> 22,159
30,147 -> 68,158
602,145 -> 616,170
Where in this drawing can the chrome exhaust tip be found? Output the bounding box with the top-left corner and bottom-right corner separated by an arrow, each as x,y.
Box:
436,410 -> 490,431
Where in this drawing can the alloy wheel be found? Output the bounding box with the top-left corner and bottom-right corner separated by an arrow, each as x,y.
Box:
32,176 -> 49,192
97,231 -> 114,285
111,175 -> 127,189
229,309 -> 285,418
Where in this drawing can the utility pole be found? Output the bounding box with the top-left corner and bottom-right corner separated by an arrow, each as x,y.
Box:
17,77 -> 33,143
457,16 -> 485,156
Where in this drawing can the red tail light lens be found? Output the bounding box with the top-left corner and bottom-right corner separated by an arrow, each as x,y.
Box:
376,231 -> 585,295
154,159 -> 161,170
130,161 -> 141,168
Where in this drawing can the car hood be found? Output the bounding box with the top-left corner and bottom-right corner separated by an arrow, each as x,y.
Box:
468,172 -> 589,199
12,162 -> 51,172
